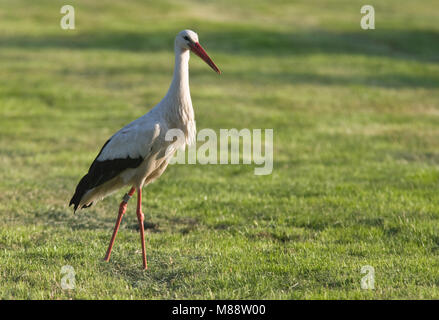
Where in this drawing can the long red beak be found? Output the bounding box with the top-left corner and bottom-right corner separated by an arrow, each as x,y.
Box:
189,42 -> 221,74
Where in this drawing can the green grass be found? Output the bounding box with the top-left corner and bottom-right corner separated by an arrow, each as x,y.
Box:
1,0 -> 439,299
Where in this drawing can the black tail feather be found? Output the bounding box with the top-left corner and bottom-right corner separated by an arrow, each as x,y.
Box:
69,137 -> 144,212
69,173 -> 93,212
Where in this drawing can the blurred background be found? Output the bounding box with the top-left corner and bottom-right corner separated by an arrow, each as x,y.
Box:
0,0 -> 438,299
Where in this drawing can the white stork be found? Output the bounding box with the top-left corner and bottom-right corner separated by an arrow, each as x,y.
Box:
69,30 -> 221,270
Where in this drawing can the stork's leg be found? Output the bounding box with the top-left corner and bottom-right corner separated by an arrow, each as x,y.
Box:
136,188 -> 148,270
104,187 -> 135,262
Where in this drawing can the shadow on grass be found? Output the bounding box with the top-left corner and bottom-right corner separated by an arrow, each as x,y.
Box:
2,29 -> 437,89
39,209 -> 116,230
100,250 -> 202,295
1,29 -> 438,63
39,209 -> 200,235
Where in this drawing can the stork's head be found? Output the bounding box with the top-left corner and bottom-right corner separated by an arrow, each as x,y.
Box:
176,29 -> 221,74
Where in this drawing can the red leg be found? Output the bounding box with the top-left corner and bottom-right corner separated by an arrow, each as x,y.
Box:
104,187 -> 135,262
136,188 -> 148,270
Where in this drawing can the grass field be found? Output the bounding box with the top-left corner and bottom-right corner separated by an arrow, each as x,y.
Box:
1,0 -> 439,299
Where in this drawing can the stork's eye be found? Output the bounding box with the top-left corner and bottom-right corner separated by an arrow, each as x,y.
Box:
183,36 -> 190,41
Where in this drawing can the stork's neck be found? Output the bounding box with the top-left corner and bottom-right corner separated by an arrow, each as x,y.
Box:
162,47 -> 196,144
165,47 -> 191,104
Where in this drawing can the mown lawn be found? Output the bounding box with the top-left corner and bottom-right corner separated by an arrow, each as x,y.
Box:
0,0 -> 438,299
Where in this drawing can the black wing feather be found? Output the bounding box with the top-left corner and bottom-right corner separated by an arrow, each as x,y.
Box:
69,139 -> 143,212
